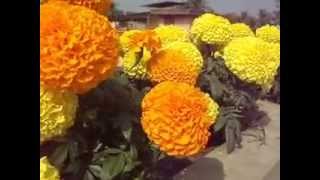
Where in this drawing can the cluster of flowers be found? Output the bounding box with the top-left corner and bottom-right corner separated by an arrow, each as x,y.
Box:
40,0 -> 279,178
191,13 -> 280,89
40,1 -> 117,179
119,13 -> 279,156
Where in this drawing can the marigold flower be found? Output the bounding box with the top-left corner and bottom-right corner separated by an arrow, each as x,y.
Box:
122,30 -> 161,79
40,157 -> 60,180
122,49 -> 150,79
40,86 -> 78,143
191,13 -> 232,46
127,30 -> 161,55
154,25 -> 190,47
119,29 -> 142,53
223,37 -> 280,88
141,81 -> 219,157
40,2 -> 119,94
256,24 -> 280,43
230,23 -> 254,39
148,42 -> 203,85
47,0 -> 112,14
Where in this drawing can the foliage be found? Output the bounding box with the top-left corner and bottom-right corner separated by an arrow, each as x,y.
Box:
40,70 -> 167,180
198,56 -> 272,153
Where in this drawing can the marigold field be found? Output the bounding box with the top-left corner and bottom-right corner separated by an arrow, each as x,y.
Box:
40,1 -> 280,180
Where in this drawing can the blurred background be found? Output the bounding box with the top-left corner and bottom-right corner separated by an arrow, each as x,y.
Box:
108,0 -> 280,31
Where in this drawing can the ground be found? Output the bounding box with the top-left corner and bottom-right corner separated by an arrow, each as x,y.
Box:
174,100 -> 280,180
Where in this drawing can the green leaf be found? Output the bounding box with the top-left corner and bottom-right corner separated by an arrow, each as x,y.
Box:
89,165 -> 102,178
101,154 -> 126,180
225,120 -> 236,154
84,170 -> 95,180
68,141 -> 79,162
130,145 -> 138,161
104,147 -> 123,154
204,73 -> 224,101
49,143 -> 69,169
214,115 -> 228,132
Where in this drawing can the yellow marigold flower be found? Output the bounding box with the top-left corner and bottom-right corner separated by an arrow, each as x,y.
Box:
191,13 -> 232,46
122,30 -> 161,79
119,30 -> 142,53
40,86 -> 78,143
47,0 -> 112,14
122,48 -> 150,79
154,25 -> 190,47
40,2 -> 119,94
256,24 -> 280,43
223,37 -> 280,88
40,157 -> 60,180
148,42 -> 203,85
230,23 -> 254,39
141,81 -> 219,157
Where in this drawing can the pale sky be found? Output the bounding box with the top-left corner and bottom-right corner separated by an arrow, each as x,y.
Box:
115,0 -> 278,15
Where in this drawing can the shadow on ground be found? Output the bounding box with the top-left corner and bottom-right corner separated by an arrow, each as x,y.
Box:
173,157 -> 225,180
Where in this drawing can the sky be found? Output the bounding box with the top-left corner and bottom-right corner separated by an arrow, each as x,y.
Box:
115,0 -> 278,15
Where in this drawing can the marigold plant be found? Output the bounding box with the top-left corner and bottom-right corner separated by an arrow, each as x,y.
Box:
256,24 -> 280,43
40,1 -> 119,94
141,81 -> 219,157
223,37 -> 280,89
47,0 -> 112,14
40,156 -> 60,180
191,13 -> 232,46
154,25 -> 190,47
148,42 -> 203,85
40,86 -> 78,143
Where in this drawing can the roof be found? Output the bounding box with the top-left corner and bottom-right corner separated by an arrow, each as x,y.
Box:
142,1 -> 187,8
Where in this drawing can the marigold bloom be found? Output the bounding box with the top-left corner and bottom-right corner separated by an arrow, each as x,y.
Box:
191,13 -> 232,46
40,86 -> 78,143
119,30 -> 142,53
122,49 -> 150,79
127,30 -> 161,55
148,42 -> 203,85
40,2 -> 119,94
122,30 -> 161,79
223,37 -> 280,88
230,23 -> 254,39
40,157 -> 60,180
154,25 -> 190,47
256,24 -> 280,43
47,0 -> 112,14
141,81 -> 219,157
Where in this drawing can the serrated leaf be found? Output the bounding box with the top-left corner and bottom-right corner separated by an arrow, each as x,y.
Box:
214,115 -> 228,132
89,165 -> 102,178
225,121 -> 236,154
234,120 -> 242,145
49,143 -> 69,168
68,141 -> 79,162
84,170 -> 95,180
204,73 -> 224,100
121,121 -> 132,141
130,145 -> 138,161
104,147 -> 123,154
101,154 -> 126,180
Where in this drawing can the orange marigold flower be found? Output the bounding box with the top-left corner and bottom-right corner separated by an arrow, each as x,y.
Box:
47,0 -> 112,14
148,42 -> 203,85
141,81 -> 219,157
128,30 -> 161,55
40,2 -> 119,94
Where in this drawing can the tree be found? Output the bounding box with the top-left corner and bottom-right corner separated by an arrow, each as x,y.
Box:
186,0 -> 211,11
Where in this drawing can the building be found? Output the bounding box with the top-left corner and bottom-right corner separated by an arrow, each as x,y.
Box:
117,1 -> 207,30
